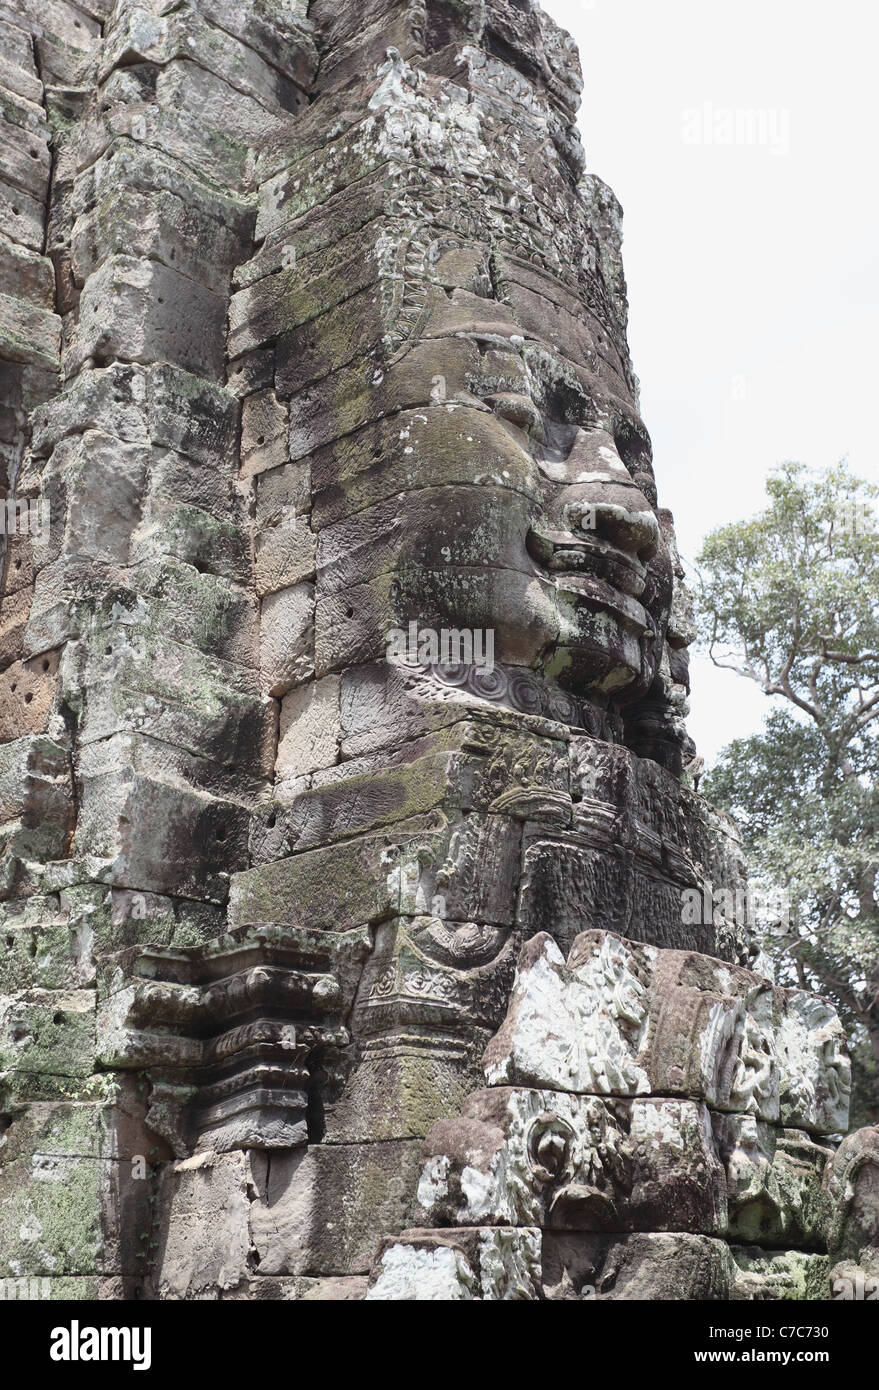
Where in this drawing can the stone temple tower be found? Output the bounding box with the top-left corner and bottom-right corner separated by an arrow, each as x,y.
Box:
0,0 -> 875,1300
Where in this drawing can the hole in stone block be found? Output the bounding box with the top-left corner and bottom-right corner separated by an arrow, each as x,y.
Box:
306,1083 -> 325,1143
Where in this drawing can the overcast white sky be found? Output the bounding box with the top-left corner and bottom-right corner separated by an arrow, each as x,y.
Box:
543,0 -> 879,763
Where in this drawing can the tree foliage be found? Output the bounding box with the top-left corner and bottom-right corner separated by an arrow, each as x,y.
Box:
696,461 -> 879,1126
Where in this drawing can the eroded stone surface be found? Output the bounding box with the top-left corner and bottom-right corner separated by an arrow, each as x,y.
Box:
824,1124 -> 879,1295
482,930 -> 851,1136
379,926 -> 852,1297
417,1087 -> 727,1236
367,1227 -> 543,1301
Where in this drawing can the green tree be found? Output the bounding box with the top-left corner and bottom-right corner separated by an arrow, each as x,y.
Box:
695,460 -> 879,1126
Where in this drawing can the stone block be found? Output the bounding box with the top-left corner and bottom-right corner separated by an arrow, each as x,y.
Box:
0,650 -> 60,739
0,734 -> 73,844
541,1232 -> 829,1301
249,1139 -> 428,1277
367,1226 -> 542,1300
71,185 -> 246,296
131,558 -> 259,668
0,112 -> 50,201
779,993 -> 851,1135
255,514 -> 315,596
824,1124 -> 879,1278
39,428 -> 149,567
260,583 -> 314,696
74,742 -> 249,902
0,1143 -> 151,1278
276,675 -> 340,782
72,142 -> 252,243
287,339 -> 481,458
0,291 -> 60,369
713,1114 -> 832,1249
229,816 -> 451,932
309,404 -> 539,530
99,6 -> 307,116
131,495 -> 249,585
0,897 -> 86,994
154,58 -> 292,148
240,388 -> 288,479
67,255 -> 227,380
153,1149 -> 252,1299
0,987 -> 95,1080
0,176 -> 44,252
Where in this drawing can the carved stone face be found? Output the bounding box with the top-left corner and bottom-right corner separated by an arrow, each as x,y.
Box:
381,299 -> 674,709
779,995 -> 852,1134
492,344 -> 672,703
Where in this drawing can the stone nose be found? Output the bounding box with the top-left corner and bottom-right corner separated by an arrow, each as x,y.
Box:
548,430 -> 661,561
563,499 -> 596,535
561,486 -> 660,562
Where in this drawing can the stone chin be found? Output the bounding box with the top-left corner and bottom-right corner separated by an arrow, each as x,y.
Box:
388,531 -> 672,708
540,553 -> 673,703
